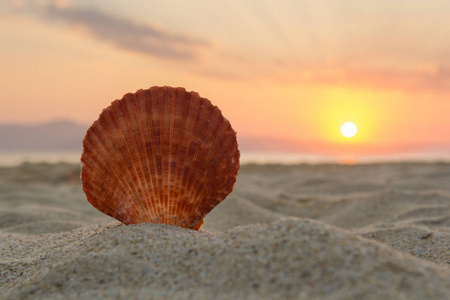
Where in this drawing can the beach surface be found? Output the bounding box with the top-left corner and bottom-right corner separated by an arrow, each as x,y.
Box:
1,162 -> 450,299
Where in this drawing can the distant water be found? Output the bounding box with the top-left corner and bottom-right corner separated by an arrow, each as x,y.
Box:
0,152 -> 82,167
240,151 -> 450,164
0,151 -> 449,167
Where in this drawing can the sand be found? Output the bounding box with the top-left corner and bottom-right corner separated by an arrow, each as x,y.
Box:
1,162 -> 450,299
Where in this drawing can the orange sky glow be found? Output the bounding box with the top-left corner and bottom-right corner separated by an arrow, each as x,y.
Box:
1,0 -> 449,158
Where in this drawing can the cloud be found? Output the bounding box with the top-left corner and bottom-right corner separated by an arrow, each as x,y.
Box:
306,66 -> 450,94
31,2 -> 211,60
257,62 -> 450,94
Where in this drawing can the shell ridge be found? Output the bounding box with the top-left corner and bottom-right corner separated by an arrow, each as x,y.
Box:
164,87 -> 176,224
134,90 -> 159,219
185,111 -> 229,212
81,164 -> 130,221
167,88 -> 180,222
184,103 -> 220,221
171,89 -> 192,227
90,116 -> 146,223
186,108 -> 224,208
168,89 -> 181,220
82,145 -> 129,203
188,121 -> 238,222
179,94 -> 211,228
132,90 -> 158,218
158,87 -> 168,224
94,112 -> 144,222
115,98 -> 152,223
123,93 -> 156,221
149,88 -> 166,222
185,102 -> 235,203
144,89 -> 163,221
150,87 -> 166,223
109,101 -> 153,223
190,129 -> 240,218
195,148 -> 239,220
174,92 -> 203,228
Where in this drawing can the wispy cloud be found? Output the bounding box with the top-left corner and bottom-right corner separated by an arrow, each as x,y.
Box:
247,61 -> 450,94
187,51 -> 450,93
18,1 -> 211,60
296,65 -> 450,94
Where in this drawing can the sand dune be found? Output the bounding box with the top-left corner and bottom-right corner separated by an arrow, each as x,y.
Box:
1,162 -> 450,299
359,225 -> 450,266
3,220 -> 450,299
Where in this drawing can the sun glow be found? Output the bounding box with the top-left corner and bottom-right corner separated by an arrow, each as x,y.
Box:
305,87 -> 393,146
341,122 -> 357,138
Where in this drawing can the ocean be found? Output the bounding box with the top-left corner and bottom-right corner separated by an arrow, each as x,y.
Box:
0,151 -> 449,167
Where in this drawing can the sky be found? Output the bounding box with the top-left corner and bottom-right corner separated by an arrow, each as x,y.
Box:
1,0 -> 450,157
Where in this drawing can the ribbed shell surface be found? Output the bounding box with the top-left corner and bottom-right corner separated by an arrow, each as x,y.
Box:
81,86 -> 240,230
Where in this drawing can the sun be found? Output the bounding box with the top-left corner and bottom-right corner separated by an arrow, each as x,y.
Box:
341,122 -> 357,138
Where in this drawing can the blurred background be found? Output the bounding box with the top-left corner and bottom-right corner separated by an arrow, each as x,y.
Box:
1,0 -> 449,165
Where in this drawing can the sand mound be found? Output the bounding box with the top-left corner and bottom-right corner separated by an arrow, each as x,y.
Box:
203,195 -> 284,231
359,225 -> 450,266
3,219 -> 450,300
2,162 -> 450,299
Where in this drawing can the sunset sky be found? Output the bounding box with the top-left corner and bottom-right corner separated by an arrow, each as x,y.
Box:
1,0 -> 449,157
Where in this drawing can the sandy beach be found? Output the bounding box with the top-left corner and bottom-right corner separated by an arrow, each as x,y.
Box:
1,162 -> 450,299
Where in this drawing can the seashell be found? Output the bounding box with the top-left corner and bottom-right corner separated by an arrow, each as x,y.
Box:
81,86 -> 240,230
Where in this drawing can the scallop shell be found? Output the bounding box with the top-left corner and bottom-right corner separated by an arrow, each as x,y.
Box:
81,86 -> 240,230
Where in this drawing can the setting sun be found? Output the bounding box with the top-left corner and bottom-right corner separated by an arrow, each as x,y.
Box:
341,122 -> 357,138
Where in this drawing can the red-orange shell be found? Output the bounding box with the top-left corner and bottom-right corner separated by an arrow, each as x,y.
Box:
81,86 -> 240,230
